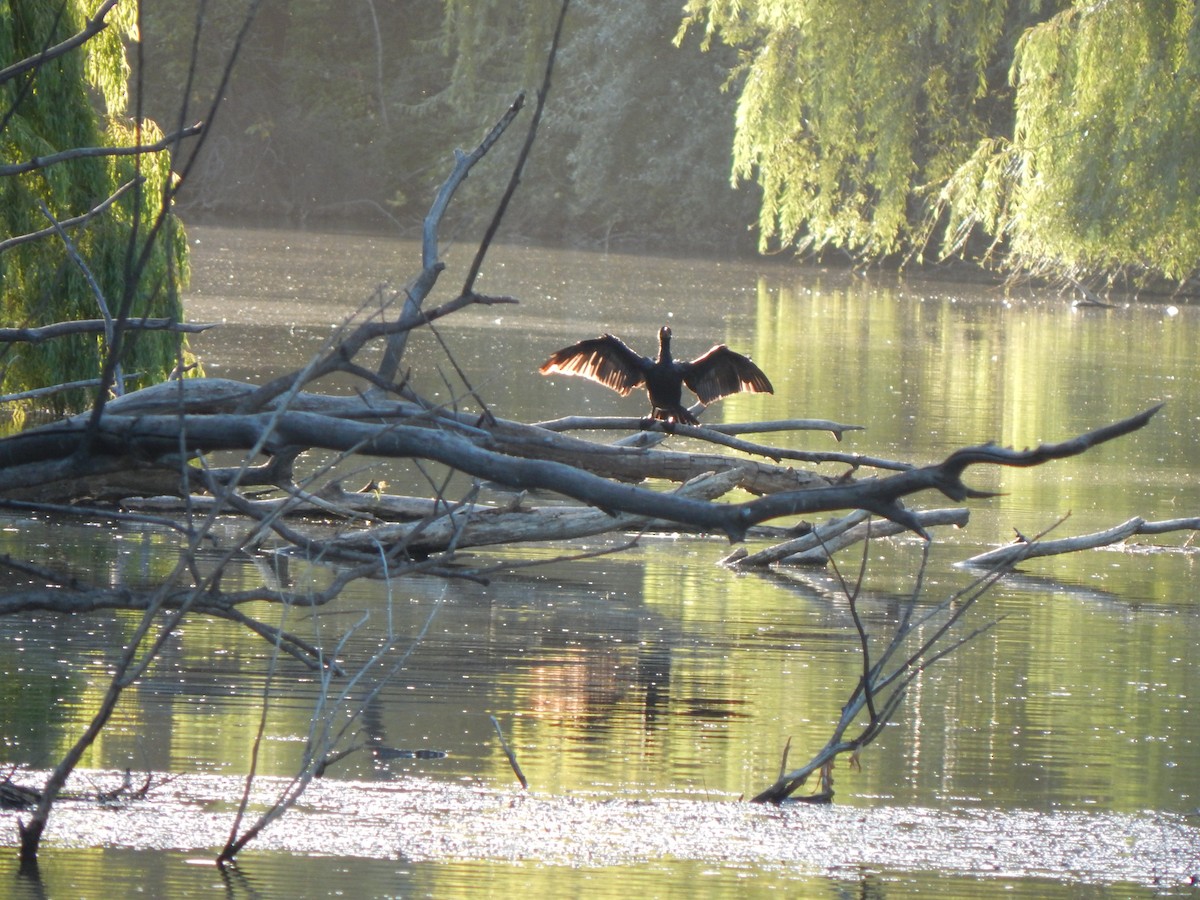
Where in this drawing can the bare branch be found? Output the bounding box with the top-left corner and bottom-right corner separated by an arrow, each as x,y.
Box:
0,318 -> 216,345
0,0 -> 119,86
0,179 -> 140,254
961,515 -> 1200,567
0,124 -> 204,178
460,0 -> 570,297
0,403 -> 1161,543
375,98 -> 528,384
534,415 -> 866,443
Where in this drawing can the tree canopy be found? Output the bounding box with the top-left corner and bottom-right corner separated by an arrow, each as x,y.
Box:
679,0 -> 1200,283
134,0 -> 756,251
997,2 -> 1200,280
0,0 -> 189,414
22,1 -> 1192,287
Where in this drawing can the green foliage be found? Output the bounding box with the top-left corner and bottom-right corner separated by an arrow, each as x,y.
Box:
682,0 -> 1200,282
997,1 -> 1200,280
679,0 -> 1051,259
135,1 -> 753,250
0,0 -> 190,412
549,1 -> 756,248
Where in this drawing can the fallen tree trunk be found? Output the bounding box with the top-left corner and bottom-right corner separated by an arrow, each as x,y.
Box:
0,375 -> 1163,549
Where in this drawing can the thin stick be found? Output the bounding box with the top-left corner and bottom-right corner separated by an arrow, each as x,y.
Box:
489,715 -> 528,790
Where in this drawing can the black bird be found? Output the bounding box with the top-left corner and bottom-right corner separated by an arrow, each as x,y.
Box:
539,325 -> 773,425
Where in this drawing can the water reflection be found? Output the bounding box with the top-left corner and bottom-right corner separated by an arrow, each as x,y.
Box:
2,227 -> 1198,893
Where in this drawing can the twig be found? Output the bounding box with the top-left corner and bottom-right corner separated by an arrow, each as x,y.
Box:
0,124 -> 204,178
461,0 -> 570,297
0,0 -> 119,86
0,318 -> 216,344
375,99 -> 528,385
490,715 -> 529,790
0,179 -> 140,254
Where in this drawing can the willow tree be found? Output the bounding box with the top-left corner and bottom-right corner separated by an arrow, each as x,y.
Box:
679,0 -> 1200,284
990,2 -> 1200,281
0,0 -> 189,414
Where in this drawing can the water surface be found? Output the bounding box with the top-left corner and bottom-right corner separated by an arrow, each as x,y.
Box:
1,226 -> 1197,895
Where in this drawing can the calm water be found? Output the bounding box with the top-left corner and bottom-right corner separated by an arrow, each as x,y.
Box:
1,225 -> 1198,896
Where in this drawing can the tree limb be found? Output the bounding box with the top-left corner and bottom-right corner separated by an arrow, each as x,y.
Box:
0,124 -> 204,178
0,318 -> 216,344
0,0 -> 119,86
0,179 -> 140,254
0,403 -> 1162,544
961,515 -> 1200,567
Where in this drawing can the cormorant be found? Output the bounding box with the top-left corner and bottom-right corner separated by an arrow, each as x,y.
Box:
539,325 -> 773,425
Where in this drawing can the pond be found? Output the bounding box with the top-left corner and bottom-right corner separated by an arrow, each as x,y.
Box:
2,225 -> 1198,897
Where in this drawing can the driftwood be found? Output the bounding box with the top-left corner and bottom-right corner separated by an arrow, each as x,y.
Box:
961,516 -> 1200,568
723,507 -> 972,568
328,467 -> 749,556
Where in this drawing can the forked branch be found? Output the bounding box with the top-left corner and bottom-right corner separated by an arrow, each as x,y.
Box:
751,538 -> 1030,804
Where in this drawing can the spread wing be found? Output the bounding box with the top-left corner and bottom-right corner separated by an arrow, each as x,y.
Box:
538,334 -> 649,397
682,345 -> 774,404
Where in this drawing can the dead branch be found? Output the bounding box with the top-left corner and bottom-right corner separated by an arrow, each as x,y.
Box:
735,404 -> 1162,539
0,123 -> 204,178
534,415 -> 865,444
751,546 -> 1022,804
0,376 -> 139,405
0,0 -> 120,86
326,467 -> 745,557
961,515 -> 1200,568
373,97 -> 529,388
0,318 -> 216,344
531,416 -> 899,470
0,178 -> 140,253
723,507 -> 970,568
0,398 -> 1161,547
